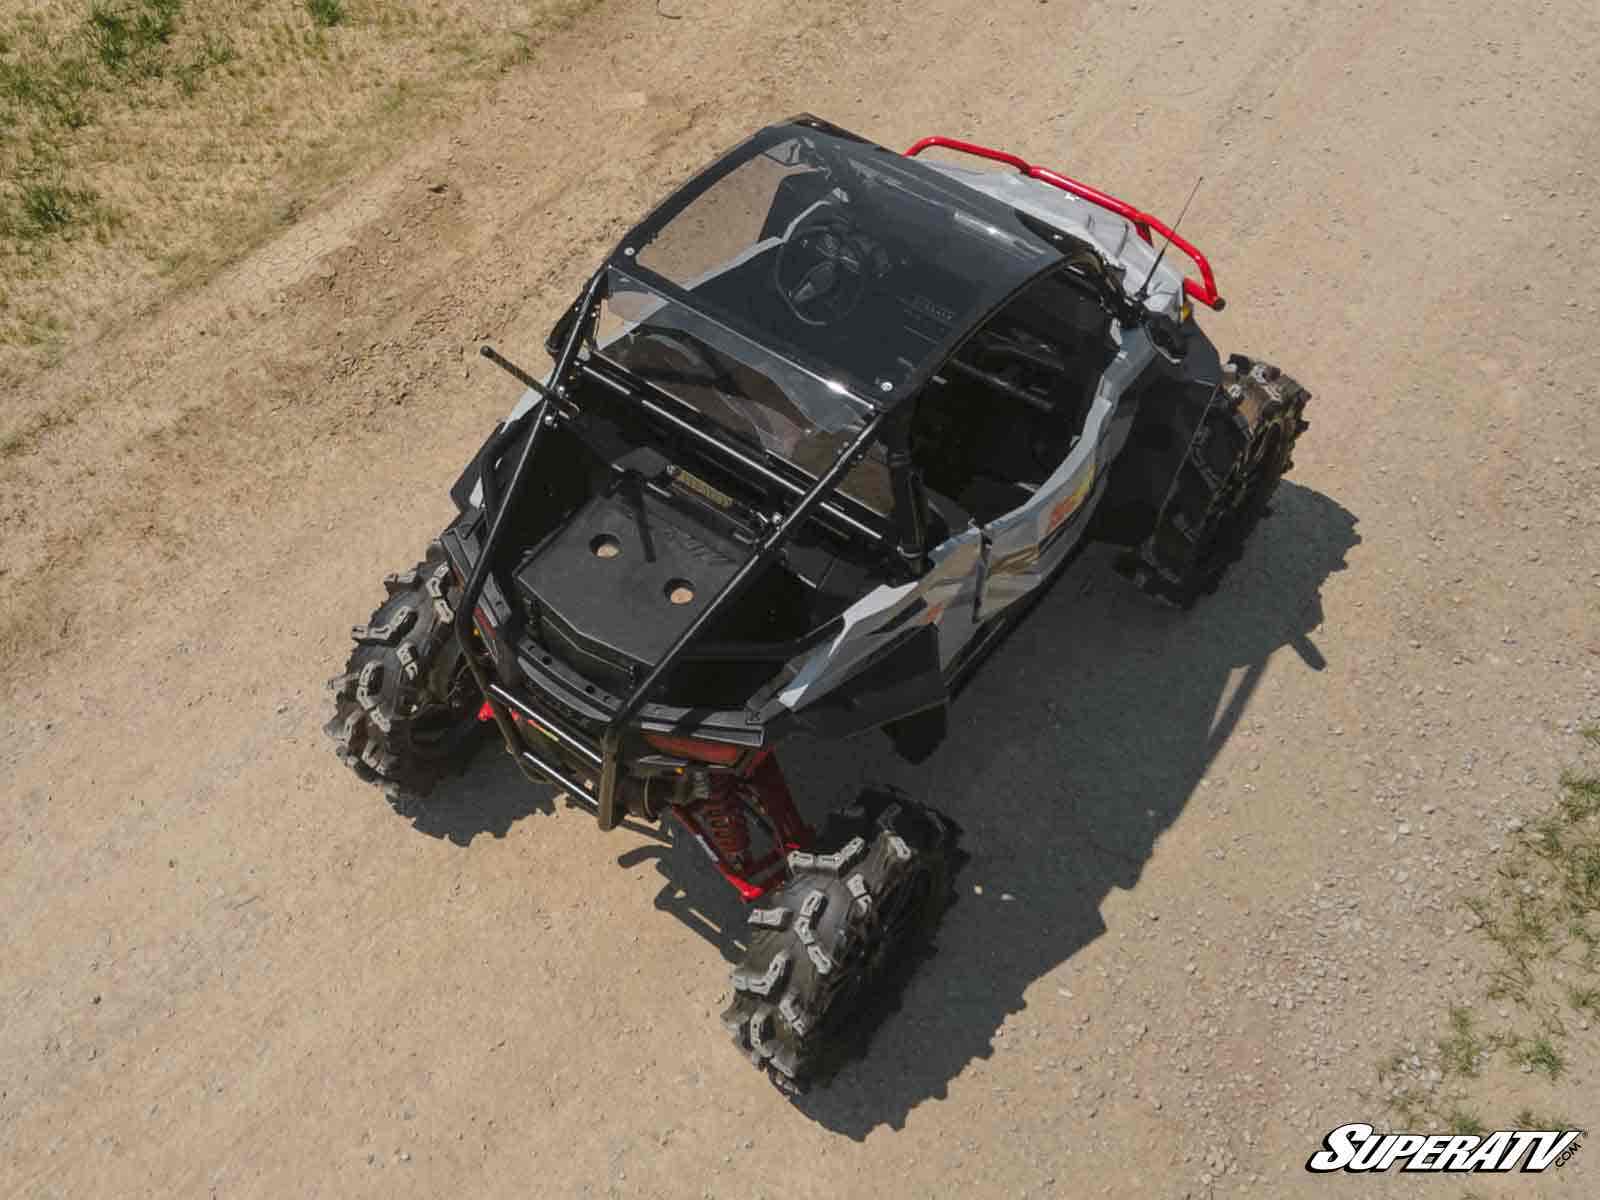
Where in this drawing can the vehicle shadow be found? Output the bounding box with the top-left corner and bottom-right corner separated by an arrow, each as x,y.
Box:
400,479 -> 1356,1136
392,751 -> 556,845
623,479 -> 1359,1137
403,757 -> 670,847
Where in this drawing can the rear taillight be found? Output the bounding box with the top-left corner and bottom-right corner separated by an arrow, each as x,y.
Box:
642,732 -> 742,766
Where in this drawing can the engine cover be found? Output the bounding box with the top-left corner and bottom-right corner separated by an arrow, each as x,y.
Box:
513,488 -> 742,691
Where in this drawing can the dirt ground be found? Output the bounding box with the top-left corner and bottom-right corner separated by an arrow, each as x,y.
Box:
3,0 -> 1599,1196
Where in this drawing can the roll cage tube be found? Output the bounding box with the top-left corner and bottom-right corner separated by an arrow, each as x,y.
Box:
884,406 -> 931,572
595,408 -> 888,830
577,357 -> 891,546
459,268 -> 892,827
455,269 -> 607,792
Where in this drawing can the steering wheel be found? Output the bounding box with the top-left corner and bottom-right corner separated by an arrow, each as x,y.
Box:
774,212 -> 871,327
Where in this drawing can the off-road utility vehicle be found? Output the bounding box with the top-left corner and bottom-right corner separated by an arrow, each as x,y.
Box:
327,116 -> 1310,1091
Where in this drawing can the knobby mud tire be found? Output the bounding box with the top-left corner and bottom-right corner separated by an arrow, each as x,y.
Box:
721,791 -> 957,1093
1120,354 -> 1310,607
325,542 -> 486,796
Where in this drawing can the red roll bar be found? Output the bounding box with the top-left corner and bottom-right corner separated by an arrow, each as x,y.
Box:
904,136 -> 1225,311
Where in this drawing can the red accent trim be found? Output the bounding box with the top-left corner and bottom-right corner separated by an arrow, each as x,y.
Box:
669,751 -> 815,902
904,135 -> 1224,311
742,750 -> 814,850
642,731 -> 743,766
716,865 -> 768,902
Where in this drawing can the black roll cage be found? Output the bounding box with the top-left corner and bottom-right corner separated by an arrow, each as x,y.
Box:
456,269 -> 889,830
457,129 -> 1152,829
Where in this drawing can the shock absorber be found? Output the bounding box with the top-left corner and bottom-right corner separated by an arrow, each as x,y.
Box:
695,773 -> 755,874
669,755 -> 815,901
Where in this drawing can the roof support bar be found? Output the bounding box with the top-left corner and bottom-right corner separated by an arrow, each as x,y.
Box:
580,361 -> 889,546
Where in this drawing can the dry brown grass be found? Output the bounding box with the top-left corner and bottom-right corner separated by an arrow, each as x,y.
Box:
0,0 -> 597,389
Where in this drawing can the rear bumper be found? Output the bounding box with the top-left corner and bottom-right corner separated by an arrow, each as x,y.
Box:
439,516 -> 769,789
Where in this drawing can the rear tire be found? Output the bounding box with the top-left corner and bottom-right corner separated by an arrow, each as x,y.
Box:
721,791 -> 957,1092
1119,355 -> 1309,607
325,542 -> 486,796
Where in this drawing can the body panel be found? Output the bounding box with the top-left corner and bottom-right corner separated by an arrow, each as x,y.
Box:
977,326 -> 1156,618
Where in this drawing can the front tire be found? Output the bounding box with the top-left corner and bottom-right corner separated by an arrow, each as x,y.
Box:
325,542 -> 486,795
1119,355 -> 1309,607
722,791 -> 956,1092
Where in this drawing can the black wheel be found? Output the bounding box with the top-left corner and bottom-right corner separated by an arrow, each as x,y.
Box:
721,791 -> 957,1092
1119,355 -> 1310,607
325,542 -> 487,796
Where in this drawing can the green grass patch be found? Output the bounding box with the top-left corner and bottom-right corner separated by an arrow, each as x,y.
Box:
21,180 -> 80,233
173,33 -> 236,97
1518,1035 -> 1564,1080
1447,1106 -> 1487,1137
1436,1006 -> 1485,1078
1562,768 -> 1600,821
305,0 -> 346,29
85,0 -> 184,77
0,177 -> 107,244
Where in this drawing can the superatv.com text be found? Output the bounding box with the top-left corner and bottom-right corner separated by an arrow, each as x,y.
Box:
1306,1123 -> 1582,1173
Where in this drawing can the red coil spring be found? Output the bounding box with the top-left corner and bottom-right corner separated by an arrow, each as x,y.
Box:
697,780 -> 753,871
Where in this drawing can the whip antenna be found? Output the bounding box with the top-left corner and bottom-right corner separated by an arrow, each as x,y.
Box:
1135,175 -> 1203,303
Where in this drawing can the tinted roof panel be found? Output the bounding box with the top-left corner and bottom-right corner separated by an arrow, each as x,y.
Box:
611,120 -> 1065,407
